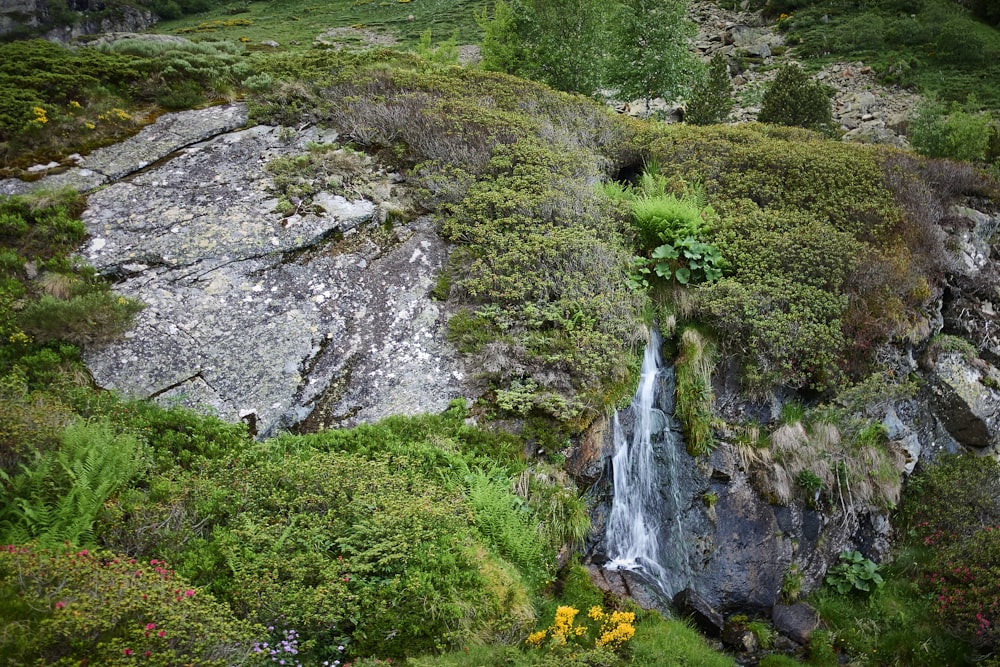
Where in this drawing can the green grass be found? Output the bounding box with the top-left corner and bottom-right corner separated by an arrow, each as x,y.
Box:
153,0 -> 491,51
778,0 -> 1000,108
630,613 -> 736,667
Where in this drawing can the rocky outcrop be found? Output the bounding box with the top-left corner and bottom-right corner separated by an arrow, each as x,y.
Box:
0,0 -> 43,36
1,104 -> 249,196
926,352 -> 1000,450
4,103 -> 471,437
0,0 -> 155,40
685,1 -> 922,146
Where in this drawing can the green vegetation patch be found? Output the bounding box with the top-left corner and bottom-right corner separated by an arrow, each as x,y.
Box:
645,124 -> 961,391
774,0 -> 1000,108
154,0 -> 491,51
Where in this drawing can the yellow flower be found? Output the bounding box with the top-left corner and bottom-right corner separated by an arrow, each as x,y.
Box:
8,331 -> 32,345
31,106 -> 48,125
85,122 -> 96,130
68,100 -> 82,109
525,630 -> 547,646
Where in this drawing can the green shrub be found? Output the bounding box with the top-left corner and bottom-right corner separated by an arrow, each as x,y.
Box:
908,97 -> 994,163
0,191 -> 87,260
758,65 -> 835,135
0,372 -> 75,476
685,53 -> 734,126
96,409 -> 540,663
17,288 -> 143,347
0,544 -> 256,666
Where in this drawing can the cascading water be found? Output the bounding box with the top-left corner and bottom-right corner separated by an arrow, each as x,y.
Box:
604,328 -> 692,600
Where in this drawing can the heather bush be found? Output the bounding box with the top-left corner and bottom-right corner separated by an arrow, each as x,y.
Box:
904,455 -> 1000,651
0,544 -> 256,666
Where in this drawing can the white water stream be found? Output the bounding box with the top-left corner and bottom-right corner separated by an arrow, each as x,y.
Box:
604,329 -> 692,599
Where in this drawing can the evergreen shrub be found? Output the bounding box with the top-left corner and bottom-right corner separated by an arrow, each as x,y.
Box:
758,64 -> 835,135
0,544 -> 256,666
685,53 -> 734,126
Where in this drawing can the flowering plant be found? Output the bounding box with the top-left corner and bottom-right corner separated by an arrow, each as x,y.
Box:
525,605 -> 635,657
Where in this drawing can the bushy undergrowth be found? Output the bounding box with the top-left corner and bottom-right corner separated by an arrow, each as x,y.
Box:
0,37 -> 259,167
644,123 -> 973,392
84,403 -> 594,663
0,544 -> 257,666
814,455 -> 1000,665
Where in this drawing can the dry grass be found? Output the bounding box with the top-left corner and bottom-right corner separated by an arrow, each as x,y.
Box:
750,415 -> 905,513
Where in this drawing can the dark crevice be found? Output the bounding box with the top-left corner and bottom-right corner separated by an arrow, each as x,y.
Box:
147,371 -> 213,401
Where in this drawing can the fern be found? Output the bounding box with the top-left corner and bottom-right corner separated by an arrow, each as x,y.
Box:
0,419 -> 145,547
466,472 -> 547,581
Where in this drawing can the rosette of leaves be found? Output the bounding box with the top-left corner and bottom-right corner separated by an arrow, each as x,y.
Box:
825,550 -> 884,597
651,236 -> 724,285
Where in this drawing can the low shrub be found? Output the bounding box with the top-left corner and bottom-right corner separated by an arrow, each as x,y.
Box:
0,544 -> 256,666
908,97 -> 994,163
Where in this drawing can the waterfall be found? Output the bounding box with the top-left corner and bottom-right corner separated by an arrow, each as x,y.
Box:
604,329 -> 692,599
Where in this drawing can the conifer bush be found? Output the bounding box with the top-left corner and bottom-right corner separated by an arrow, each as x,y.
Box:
758,64 -> 835,135
685,53 -> 734,126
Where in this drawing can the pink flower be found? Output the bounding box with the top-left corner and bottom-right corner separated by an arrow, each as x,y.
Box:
55,601 -> 66,610
184,589 -> 194,597
123,648 -> 133,656
145,623 -> 156,630
157,630 -> 166,638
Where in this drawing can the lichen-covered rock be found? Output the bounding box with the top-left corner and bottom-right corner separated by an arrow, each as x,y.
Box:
0,104 -> 249,196
35,107 -> 473,437
927,352 -> 1000,450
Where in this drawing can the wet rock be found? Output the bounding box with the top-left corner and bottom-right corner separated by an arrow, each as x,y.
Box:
695,471 -> 790,611
567,413 -> 610,485
771,602 -> 820,645
674,588 -> 725,637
